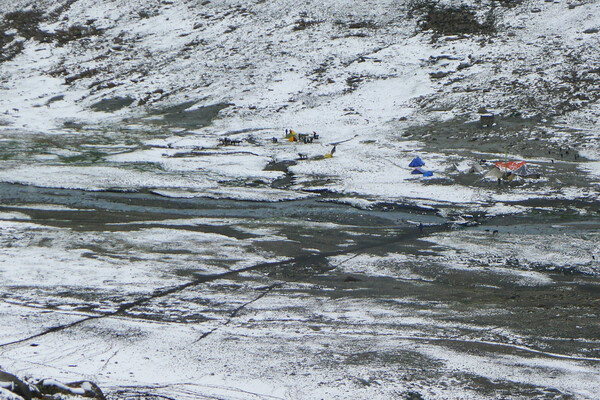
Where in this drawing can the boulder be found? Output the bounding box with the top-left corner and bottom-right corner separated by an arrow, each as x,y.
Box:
64,381 -> 105,400
36,379 -> 105,400
0,387 -> 24,400
0,371 -> 31,400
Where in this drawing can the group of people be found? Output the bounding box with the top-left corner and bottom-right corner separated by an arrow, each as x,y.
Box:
284,129 -> 320,142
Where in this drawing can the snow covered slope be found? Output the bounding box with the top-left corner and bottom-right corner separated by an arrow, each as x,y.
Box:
1,0 -> 599,208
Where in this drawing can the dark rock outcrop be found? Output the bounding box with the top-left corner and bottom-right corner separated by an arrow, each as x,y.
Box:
0,370 -> 31,400
0,370 -> 105,400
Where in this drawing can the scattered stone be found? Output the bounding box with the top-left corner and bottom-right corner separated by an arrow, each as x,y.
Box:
65,68 -> 100,85
404,391 -> 425,400
583,28 -> 599,34
346,74 -> 363,90
457,61 -> 471,70
90,96 -> 135,112
430,71 -> 450,79
45,95 -> 65,106
61,381 -> 106,400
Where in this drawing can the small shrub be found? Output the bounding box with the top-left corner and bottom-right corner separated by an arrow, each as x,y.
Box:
347,21 -> 377,29
0,29 -> 13,48
4,9 -> 45,40
0,39 -> 24,62
293,18 -> 321,31
2,9 -> 101,46
52,24 -> 102,45
417,3 -> 496,35
65,68 -> 100,85
496,0 -> 522,7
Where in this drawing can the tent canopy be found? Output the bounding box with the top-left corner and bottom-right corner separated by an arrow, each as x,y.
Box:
513,164 -> 540,178
484,167 -> 503,179
409,156 -> 425,168
467,163 -> 485,174
495,161 -> 526,171
485,166 -> 517,181
411,167 -> 425,174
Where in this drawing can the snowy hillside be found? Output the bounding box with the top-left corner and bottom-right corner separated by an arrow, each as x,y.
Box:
2,2 -> 600,399
0,0 -> 599,209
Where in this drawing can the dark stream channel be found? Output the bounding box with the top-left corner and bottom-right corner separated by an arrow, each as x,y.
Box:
0,183 -> 445,227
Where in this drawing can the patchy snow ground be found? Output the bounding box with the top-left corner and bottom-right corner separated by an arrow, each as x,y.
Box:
0,0 -> 598,207
2,1 -> 600,399
1,199 -> 599,398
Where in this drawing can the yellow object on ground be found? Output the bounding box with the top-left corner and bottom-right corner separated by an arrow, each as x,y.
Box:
324,153 -> 333,158
285,130 -> 297,139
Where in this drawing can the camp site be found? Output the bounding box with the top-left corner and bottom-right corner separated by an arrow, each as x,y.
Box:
1,1 -> 599,399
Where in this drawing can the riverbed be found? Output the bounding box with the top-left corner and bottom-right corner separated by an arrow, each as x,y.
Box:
0,181 -> 599,399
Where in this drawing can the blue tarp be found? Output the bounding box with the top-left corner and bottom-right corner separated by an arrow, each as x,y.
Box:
412,168 -> 433,177
409,156 -> 425,167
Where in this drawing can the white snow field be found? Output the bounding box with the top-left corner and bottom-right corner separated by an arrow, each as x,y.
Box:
1,0 -> 600,399
0,0 -> 598,205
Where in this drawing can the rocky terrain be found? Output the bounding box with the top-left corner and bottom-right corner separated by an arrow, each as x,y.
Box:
1,368 -> 105,400
1,0 -> 599,399
0,0 -> 598,207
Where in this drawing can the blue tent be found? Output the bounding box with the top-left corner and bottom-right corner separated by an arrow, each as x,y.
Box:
409,156 -> 425,168
411,167 -> 424,174
423,171 -> 434,177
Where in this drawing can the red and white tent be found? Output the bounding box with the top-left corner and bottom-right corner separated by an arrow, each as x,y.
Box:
494,161 -> 526,172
